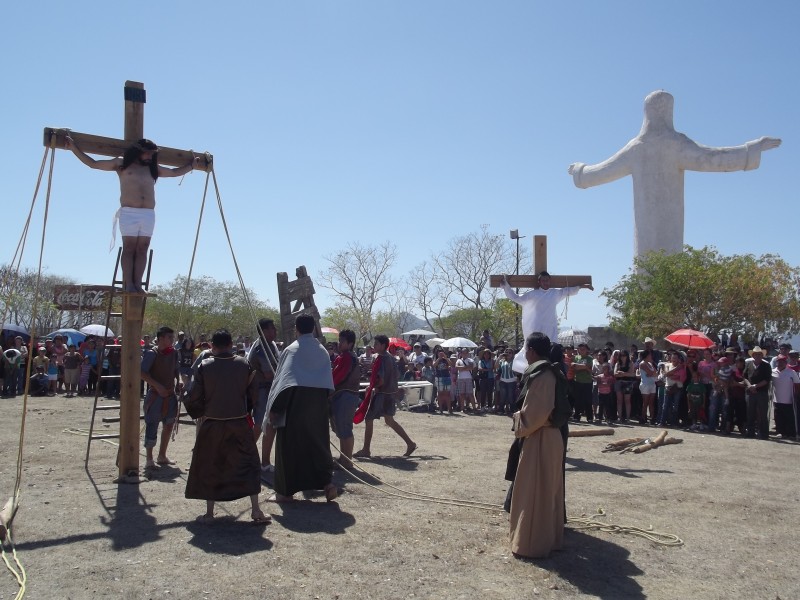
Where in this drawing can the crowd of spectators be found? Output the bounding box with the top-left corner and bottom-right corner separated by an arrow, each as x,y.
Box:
4,326 -> 797,440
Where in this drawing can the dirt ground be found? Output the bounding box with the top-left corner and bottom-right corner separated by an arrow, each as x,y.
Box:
1,394 -> 798,600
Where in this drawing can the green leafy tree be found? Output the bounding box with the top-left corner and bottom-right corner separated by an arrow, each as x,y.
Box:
145,275 -> 278,340
602,246 -> 800,341
0,265 -> 74,336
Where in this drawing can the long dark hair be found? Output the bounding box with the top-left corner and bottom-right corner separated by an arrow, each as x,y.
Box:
121,139 -> 159,181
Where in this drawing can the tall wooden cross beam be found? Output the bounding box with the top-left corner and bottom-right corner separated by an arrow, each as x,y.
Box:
489,235 -> 592,289
43,81 -> 212,480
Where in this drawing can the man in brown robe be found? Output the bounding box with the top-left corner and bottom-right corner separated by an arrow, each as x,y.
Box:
509,332 -> 564,559
185,329 -> 270,524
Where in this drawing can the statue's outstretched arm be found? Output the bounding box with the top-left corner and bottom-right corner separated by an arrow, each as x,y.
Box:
569,141 -> 634,189
680,135 -> 781,173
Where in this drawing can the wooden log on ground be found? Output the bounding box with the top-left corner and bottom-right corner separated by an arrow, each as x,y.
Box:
632,430 -> 670,453
0,496 -> 19,541
603,437 -> 646,451
569,427 -> 615,437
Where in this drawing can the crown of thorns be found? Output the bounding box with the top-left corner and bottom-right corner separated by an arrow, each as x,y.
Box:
133,139 -> 159,152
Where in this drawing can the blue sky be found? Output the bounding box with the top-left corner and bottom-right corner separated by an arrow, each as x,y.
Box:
2,2 -> 796,332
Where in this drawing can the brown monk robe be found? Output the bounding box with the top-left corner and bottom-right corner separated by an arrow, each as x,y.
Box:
509,340 -> 564,558
185,331 -> 268,523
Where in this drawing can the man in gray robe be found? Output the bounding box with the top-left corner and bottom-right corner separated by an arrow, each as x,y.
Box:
264,314 -> 337,503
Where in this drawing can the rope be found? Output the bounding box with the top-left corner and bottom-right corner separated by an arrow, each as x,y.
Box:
327,440 -> 683,546
567,508 -> 684,547
206,168 -> 275,362
0,531 -> 27,599
329,441 -> 501,510
1,140 -> 56,600
177,163 -> 212,329
0,145 -> 49,331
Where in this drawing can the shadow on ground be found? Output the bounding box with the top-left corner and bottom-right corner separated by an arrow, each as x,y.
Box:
186,518 -> 273,555
529,529 -> 645,599
270,502 -> 355,535
566,457 -> 673,479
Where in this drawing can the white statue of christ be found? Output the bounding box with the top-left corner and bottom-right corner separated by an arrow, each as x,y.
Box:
568,90 -> 781,259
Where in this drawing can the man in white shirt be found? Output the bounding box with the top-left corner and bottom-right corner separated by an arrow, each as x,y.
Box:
409,343 -> 428,367
455,349 -> 476,412
501,271 -> 592,373
772,354 -> 799,438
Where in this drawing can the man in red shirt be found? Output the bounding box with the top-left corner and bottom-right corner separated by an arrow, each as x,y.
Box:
330,330 -> 362,467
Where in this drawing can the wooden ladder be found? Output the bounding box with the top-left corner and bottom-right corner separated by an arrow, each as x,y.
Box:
84,248 -> 153,466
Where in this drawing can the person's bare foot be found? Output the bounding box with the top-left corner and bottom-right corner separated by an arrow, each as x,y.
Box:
156,456 -> 176,466
324,483 -> 338,502
145,459 -> 159,469
268,493 -> 295,503
251,509 -> 272,524
403,442 -> 418,457
196,514 -> 214,524
353,449 -> 371,458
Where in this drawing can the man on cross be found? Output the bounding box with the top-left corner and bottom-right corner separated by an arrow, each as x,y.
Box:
501,271 -> 593,373
65,136 -> 198,292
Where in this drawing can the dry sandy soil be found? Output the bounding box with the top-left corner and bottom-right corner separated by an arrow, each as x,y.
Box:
0,394 -> 798,600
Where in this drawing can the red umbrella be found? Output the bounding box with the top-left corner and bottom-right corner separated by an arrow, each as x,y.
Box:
389,337 -> 412,351
664,328 -> 714,350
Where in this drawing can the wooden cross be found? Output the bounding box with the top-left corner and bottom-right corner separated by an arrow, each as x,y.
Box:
43,81 -> 212,171
43,81 -> 212,479
489,235 -> 592,289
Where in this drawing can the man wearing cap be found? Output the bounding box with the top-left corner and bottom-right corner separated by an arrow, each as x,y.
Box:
501,271 -> 593,373
771,343 -> 792,369
742,346 -> 772,439
771,354 -> 799,438
409,343 -> 428,367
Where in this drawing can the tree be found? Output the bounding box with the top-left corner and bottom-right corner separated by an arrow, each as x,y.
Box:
318,242 -> 399,341
407,260 -> 452,335
409,225 -> 526,340
145,275 -> 278,340
0,265 -> 74,336
602,246 -> 800,342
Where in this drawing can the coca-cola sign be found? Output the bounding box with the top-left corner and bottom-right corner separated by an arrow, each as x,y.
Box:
53,286 -> 113,311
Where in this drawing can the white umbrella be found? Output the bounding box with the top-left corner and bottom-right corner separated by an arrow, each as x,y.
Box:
80,324 -> 115,338
557,329 -> 591,347
441,336 -> 478,349
401,328 -> 438,337
424,337 -> 446,349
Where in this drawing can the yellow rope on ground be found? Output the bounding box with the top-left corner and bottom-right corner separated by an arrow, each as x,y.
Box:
63,428 -> 120,447
567,508 -> 684,546
0,531 -> 27,600
328,442 -> 683,546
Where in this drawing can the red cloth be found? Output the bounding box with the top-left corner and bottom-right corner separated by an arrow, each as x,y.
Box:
332,352 -> 353,387
354,355 -> 382,424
